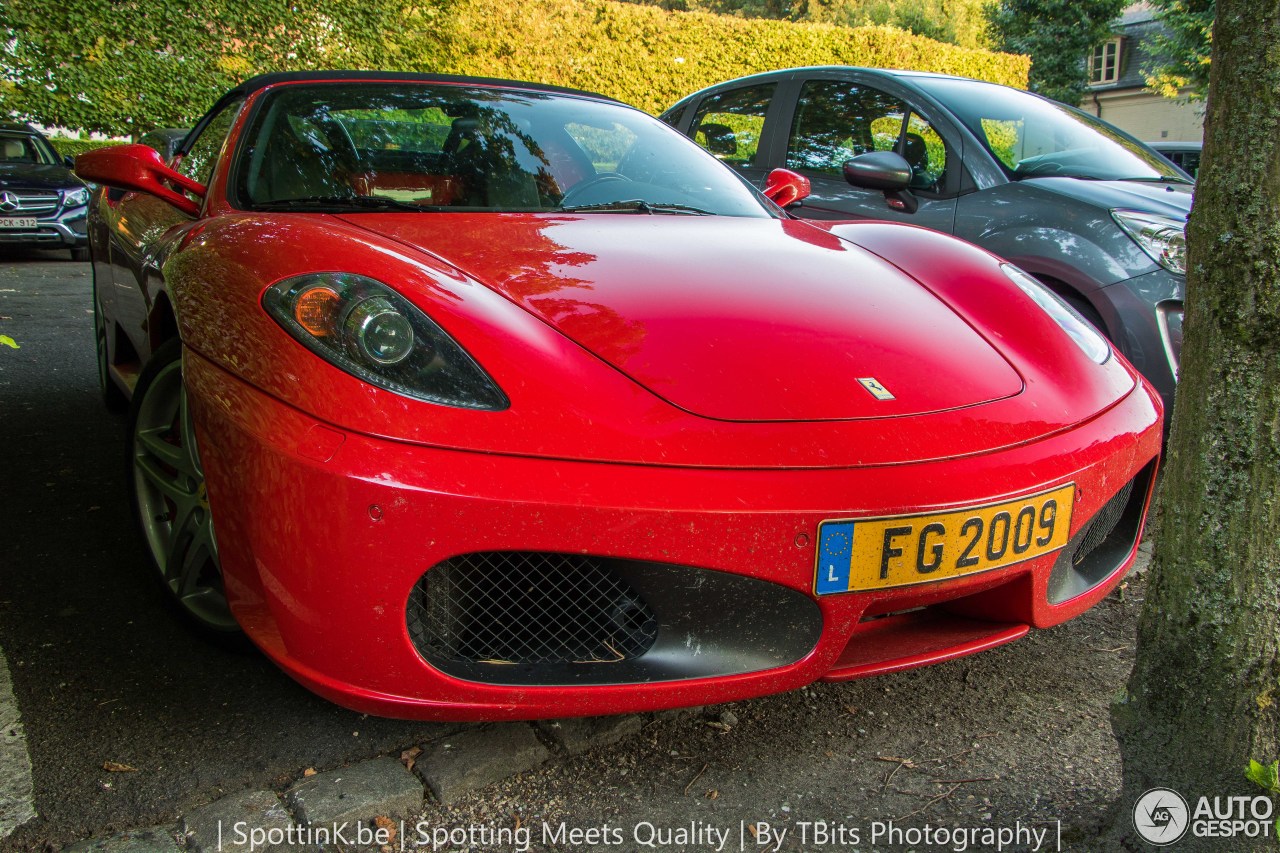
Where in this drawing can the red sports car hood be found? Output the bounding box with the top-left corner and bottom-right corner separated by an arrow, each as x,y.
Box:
338,214 -> 1024,422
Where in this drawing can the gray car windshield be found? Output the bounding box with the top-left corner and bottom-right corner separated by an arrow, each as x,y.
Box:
234,83 -> 772,217
913,77 -> 1188,183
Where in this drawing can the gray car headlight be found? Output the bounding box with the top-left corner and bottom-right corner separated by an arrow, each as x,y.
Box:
64,187 -> 90,208
1112,210 -> 1187,275
1001,265 -> 1111,364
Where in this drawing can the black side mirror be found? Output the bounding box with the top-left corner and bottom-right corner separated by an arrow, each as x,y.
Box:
843,151 -> 919,214
843,151 -> 912,191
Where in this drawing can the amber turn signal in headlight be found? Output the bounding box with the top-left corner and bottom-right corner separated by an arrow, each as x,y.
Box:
263,273 -> 507,410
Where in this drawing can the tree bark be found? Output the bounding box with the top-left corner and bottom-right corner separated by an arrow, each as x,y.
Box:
1111,0 -> 1280,849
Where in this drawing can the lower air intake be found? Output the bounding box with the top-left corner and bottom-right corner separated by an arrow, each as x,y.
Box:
407,552 -> 658,666
1047,463 -> 1153,604
407,554 -> 823,686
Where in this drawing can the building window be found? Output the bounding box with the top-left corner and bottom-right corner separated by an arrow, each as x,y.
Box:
1089,38 -> 1122,85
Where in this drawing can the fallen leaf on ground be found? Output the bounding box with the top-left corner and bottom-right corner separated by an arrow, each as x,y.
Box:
302,767 -> 317,777
400,746 -> 421,772
374,815 -> 396,843
102,762 -> 137,772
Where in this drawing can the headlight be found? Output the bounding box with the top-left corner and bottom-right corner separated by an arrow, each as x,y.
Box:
1112,210 -> 1187,275
1157,301 -> 1183,378
1001,265 -> 1111,364
263,273 -> 508,410
63,187 -> 90,208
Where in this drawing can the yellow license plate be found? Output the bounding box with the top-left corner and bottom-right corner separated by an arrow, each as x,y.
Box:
814,484 -> 1075,595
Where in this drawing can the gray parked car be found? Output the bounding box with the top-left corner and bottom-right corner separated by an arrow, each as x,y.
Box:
663,68 -> 1190,425
1148,141 -> 1202,179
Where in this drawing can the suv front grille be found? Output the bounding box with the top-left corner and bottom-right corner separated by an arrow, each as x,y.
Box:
0,190 -> 59,216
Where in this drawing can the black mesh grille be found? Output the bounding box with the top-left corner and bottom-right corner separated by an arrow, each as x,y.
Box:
1048,464 -> 1152,604
406,552 -> 658,665
1071,479 -> 1134,567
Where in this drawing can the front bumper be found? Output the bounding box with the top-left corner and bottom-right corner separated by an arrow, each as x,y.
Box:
0,202 -> 88,250
1097,267 -> 1183,427
186,350 -> 1162,721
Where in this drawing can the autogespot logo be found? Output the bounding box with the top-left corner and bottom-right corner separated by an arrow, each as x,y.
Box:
1134,788 -> 1190,845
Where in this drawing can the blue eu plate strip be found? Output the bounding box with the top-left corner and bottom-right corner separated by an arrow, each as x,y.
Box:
816,521 -> 854,595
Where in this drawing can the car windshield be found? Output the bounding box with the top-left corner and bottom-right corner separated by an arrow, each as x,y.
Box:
0,133 -> 59,166
234,83 -> 772,217
912,77 -> 1187,183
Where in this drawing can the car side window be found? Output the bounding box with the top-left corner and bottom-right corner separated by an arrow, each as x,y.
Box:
688,84 -> 776,171
787,81 -> 949,194
903,112 -> 948,193
177,98 -> 244,186
1175,151 -> 1200,179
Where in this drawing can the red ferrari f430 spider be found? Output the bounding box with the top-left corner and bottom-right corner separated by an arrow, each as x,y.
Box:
78,72 -> 1162,720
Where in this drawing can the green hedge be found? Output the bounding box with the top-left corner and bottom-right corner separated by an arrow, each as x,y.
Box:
427,0 -> 1029,114
47,138 -> 125,159
0,0 -> 1028,135
0,0 -> 408,136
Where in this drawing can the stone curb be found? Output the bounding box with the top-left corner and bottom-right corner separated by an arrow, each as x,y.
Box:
60,712 -> 680,851
415,723 -> 552,806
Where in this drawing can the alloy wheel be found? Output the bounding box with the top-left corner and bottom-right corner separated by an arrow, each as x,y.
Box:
130,353 -> 237,632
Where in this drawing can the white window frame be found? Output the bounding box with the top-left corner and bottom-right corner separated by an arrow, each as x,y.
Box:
1089,37 -> 1123,86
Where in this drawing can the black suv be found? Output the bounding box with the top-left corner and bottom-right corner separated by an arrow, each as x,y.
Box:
0,122 -> 91,260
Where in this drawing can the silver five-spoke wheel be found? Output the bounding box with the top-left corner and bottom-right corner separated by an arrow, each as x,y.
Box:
128,339 -> 239,636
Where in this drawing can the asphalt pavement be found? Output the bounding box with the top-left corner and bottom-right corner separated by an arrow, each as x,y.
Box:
0,250 -> 459,850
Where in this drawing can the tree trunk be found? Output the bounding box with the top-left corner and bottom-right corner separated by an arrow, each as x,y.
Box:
1110,0 -> 1280,849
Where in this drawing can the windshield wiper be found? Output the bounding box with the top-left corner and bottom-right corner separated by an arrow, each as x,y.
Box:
252,195 -> 443,212
1119,175 -> 1195,185
558,199 -> 713,215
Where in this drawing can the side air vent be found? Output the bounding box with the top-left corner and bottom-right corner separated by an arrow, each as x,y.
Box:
1048,463 -> 1153,604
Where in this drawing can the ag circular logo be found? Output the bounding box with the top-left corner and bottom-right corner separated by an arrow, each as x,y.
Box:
1134,787 -> 1190,845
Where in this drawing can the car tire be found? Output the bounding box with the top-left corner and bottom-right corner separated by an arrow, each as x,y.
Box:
93,278 -> 127,412
127,338 -> 248,648
70,246 -> 90,262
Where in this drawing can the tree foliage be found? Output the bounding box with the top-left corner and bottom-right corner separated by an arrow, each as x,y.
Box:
0,0 -> 414,136
0,0 -> 1027,135
985,0 -> 1126,104
1110,0 -> 1280,846
1146,0 -> 1214,99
